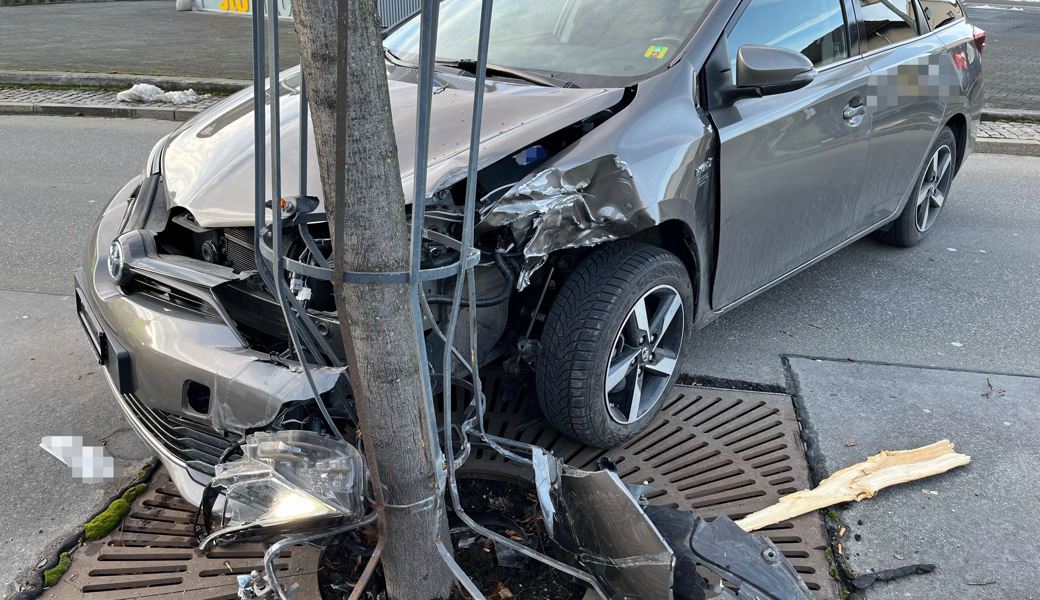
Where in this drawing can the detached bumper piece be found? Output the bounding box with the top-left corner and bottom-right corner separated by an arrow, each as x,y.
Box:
533,448 -> 812,600
646,507 -> 813,600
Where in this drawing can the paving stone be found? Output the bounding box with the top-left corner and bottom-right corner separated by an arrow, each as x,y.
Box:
977,120 -> 1040,142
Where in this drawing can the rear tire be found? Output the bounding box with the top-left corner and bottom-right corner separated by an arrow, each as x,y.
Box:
536,241 -> 694,448
875,126 -> 958,248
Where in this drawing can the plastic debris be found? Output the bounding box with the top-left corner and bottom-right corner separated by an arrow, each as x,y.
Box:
850,564 -> 936,591
117,83 -> 209,105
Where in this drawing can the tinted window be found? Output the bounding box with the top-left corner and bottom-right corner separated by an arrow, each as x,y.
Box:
727,0 -> 849,82
918,0 -> 964,29
859,0 -> 920,52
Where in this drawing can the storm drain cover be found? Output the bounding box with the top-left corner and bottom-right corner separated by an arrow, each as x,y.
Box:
46,383 -> 838,599
42,475 -> 320,600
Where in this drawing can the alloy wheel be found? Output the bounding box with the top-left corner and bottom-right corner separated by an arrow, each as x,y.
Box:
916,144 -> 954,233
604,284 -> 685,425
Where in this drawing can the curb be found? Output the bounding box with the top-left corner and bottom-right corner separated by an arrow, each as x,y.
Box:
0,101 -> 205,122
982,108 -> 1040,123
10,458 -> 161,600
0,70 -> 249,96
976,137 -> 1040,157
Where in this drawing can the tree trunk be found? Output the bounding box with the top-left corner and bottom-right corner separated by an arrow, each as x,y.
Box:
291,2 -> 454,599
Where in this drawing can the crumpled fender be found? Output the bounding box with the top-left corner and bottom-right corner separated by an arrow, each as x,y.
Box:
478,155 -> 656,289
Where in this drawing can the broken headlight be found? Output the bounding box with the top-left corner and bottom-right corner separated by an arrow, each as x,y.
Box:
212,430 -> 368,530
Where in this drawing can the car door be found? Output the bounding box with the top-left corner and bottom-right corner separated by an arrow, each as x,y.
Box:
707,0 -> 872,310
850,0 -> 951,228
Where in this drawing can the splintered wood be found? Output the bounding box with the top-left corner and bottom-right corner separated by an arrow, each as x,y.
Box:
736,440 -> 971,532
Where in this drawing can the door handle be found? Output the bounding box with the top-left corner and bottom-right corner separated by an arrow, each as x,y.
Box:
843,105 -> 866,120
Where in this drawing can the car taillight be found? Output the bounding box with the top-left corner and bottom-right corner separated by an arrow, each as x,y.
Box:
973,27 -> 987,54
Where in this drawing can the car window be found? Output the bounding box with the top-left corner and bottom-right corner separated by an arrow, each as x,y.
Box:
384,0 -> 717,88
726,0 -> 849,83
859,0 -> 920,52
918,0 -> 964,30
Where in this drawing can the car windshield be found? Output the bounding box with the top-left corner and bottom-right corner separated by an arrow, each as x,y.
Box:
384,0 -> 716,88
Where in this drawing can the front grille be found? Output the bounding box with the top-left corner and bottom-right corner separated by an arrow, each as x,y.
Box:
122,393 -> 240,477
125,275 -> 221,319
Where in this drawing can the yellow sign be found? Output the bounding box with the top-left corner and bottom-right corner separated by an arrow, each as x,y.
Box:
218,0 -> 249,13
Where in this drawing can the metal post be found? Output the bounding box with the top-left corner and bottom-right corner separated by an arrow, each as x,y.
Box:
251,0 -> 266,280
407,0 -> 446,484
299,73 -> 309,198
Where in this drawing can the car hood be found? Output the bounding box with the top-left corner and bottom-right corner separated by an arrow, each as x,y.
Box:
161,67 -> 625,228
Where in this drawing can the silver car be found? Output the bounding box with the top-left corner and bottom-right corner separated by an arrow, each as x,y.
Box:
77,0 -> 984,502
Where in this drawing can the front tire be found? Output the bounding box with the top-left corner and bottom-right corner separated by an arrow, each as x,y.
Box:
876,126 -> 958,248
536,241 -> 694,448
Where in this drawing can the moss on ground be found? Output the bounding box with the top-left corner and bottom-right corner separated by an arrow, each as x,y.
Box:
824,546 -> 852,600
42,552 -> 71,588
121,483 -> 148,504
83,498 -> 131,541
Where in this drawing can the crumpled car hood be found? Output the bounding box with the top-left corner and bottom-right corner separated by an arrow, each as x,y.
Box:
161,67 -> 624,228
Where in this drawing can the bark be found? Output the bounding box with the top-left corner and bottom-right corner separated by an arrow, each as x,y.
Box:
292,2 -> 454,598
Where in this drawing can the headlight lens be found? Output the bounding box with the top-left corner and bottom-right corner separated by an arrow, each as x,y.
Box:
212,431 -> 368,529
107,241 -> 126,285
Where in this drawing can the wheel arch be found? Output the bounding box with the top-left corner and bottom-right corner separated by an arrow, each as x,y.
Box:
628,221 -> 699,286
945,112 -> 969,175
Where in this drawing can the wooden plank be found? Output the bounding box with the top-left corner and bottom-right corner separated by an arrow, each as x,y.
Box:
736,440 -> 971,532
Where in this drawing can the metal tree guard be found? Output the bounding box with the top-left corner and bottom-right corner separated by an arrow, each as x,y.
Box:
247,0 -> 611,598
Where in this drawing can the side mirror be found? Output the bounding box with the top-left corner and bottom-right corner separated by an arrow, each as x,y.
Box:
735,45 -> 816,96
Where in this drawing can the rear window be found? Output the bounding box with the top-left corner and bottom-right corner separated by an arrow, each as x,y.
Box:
858,0 -> 920,52
918,0 -> 965,29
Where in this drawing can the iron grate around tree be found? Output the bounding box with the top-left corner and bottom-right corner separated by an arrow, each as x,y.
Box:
42,475 -> 321,600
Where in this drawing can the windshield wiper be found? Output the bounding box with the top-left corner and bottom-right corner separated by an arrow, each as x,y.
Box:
384,48 -> 418,69
443,59 -> 579,88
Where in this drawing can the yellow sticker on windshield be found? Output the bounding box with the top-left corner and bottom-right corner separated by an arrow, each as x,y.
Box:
645,45 -> 669,60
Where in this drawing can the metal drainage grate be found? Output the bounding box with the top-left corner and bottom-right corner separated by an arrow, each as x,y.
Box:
457,381 -> 840,599
49,383 -> 837,599
43,474 -> 320,600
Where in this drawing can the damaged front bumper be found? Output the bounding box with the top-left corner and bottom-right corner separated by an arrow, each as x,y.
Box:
76,177 -> 343,505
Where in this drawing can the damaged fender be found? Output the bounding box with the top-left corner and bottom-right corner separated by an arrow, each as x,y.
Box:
479,155 -> 657,290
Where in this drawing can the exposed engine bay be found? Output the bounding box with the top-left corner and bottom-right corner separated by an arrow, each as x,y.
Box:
151,101 -> 626,381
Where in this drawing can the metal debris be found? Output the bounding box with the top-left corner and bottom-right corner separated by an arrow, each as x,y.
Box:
533,448 -> 674,599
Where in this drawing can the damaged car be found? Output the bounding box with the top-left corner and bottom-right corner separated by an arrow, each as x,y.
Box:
75,0 -> 984,504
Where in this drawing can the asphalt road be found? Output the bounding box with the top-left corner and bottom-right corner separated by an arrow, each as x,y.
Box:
688,152 -> 1040,386
0,1 -> 299,80
965,0 -> 1040,111
1,116 -> 1039,591
0,116 -> 177,595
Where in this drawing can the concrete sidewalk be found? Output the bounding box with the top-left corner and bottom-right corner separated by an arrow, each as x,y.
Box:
5,87 -> 1040,152
787,357 -> 1040,599
0,87 -> 222,121
0,1 -> 298,80
977,120 -> 1040,156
